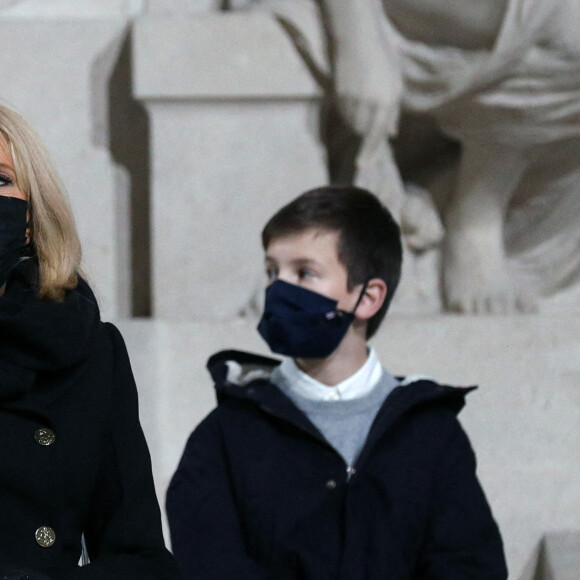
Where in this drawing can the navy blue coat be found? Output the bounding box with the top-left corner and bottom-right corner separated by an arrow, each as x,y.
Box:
167,350 -> 507,580
0,263 -> 181,579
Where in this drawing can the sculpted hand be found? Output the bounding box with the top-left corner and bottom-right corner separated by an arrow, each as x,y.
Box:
335,42 -> 404,220
333,44 -> 402,143
320,0 -> 402,141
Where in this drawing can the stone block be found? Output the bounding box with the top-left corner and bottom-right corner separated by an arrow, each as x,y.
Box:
133,13 -> 327,320
133,13 -> 320,98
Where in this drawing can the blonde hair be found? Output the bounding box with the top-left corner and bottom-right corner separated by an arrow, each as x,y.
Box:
0,104 -> 82,301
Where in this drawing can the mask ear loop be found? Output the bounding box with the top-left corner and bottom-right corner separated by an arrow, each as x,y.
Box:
25,203 -> 35,255
336,281 -> 369,317
352,280 -> 369,314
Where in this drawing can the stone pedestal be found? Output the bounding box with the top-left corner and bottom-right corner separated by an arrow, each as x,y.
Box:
132,12 -> 327,319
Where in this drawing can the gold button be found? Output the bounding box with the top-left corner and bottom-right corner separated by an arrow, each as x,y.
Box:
35,526 -> 56,548
34,428 -> 56,446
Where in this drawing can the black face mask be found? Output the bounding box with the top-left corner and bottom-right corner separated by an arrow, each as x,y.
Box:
257,279 -> 366,359
0,196 -> 28,287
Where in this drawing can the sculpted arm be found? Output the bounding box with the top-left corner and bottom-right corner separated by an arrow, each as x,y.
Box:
320,0 -> 402,142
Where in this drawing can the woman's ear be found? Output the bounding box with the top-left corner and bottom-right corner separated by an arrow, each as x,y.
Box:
354,278 -> 387,320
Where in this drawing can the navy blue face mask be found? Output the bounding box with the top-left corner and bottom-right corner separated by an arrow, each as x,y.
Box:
257,279 -> 366,359
0,196 -> 28,287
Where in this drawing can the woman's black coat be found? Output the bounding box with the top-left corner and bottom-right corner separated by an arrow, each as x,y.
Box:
0,263 -> 181,579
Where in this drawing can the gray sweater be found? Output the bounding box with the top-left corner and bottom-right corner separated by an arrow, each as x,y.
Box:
272,370 -> 400,467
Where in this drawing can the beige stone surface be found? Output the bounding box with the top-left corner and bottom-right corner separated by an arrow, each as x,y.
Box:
133,13 -> 320,98
542,531 -> 580,580
0,0 -> 143,17
133,14 -> 327,320
144,101 -> 326,320
146,0 -> 217,14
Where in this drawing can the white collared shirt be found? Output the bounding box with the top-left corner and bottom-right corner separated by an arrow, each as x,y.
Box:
273,347 -> 384,402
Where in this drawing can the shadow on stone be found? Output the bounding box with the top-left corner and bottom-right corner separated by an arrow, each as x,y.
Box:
108,31 -> 151,317
520,531 -> 580,580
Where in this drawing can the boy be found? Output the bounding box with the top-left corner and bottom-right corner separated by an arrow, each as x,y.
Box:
167,186 -> 507,579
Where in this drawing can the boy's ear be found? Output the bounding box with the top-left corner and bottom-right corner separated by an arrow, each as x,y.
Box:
354,278 -> 387,320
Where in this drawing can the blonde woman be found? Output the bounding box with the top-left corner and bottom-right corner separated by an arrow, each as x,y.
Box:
0,104 -> 181,579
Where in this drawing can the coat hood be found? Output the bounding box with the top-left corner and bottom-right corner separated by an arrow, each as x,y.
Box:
207,350 -> 476,429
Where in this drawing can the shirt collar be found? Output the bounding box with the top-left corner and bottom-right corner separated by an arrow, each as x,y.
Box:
276,346 -> 386,402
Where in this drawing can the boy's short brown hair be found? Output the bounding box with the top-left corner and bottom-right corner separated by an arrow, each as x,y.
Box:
262,186 -> 402,338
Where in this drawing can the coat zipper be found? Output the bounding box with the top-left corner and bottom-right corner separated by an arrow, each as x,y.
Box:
346,466 -> 357,482
261,404 -> 359,483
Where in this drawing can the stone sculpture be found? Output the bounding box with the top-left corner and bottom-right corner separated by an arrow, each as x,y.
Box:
377,0 -> 580,314
245,0 -> 580,314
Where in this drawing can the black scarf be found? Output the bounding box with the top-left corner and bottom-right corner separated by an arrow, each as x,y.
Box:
0,260 -> 101,404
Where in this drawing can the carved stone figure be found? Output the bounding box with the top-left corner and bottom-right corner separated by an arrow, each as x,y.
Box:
377,0 -> 580,314
249,0 -> 580,314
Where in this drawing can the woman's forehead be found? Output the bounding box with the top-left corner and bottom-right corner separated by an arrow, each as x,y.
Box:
0,132 -> 9,155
